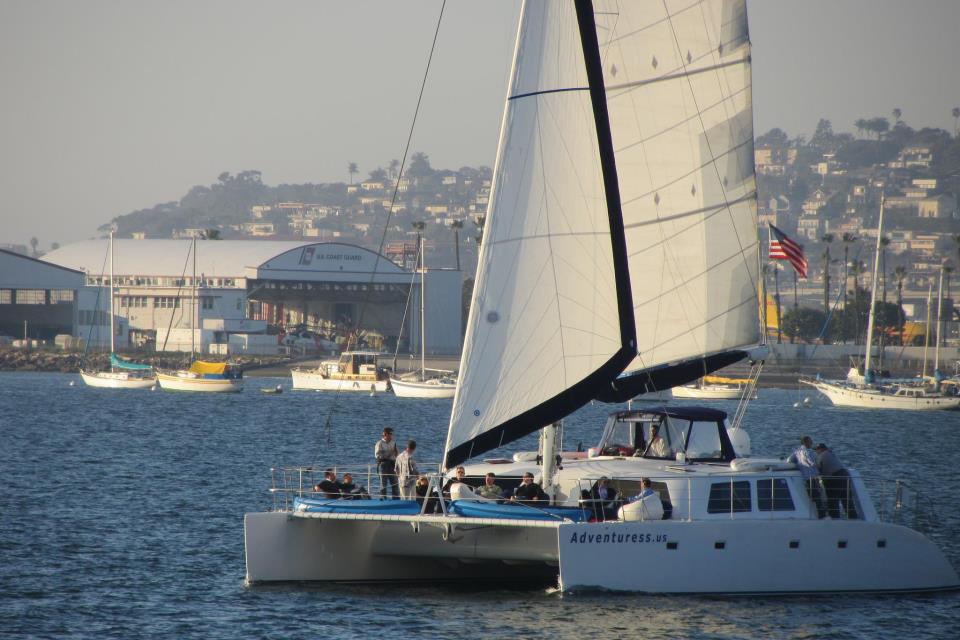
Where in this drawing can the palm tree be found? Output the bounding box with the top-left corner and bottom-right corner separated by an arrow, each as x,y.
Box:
29,236 -> 39,257
450,219 -> 464,270
953,107 -> 960,136
854,118 -> 867,138
852,260 -> 866,345
821,233 -> 834,315
841,233 -> 857,342
879,236 -> 890,304
892,107 -> 902,124
388,159 -> 400,181
348,162 -> 358,185
894,266 -> 907,344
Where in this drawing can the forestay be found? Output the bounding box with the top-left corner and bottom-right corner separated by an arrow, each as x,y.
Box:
595,0 -> 762,400
444,0 -> 636,468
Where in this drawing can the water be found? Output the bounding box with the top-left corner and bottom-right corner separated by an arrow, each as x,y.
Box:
1,372 -> 958,639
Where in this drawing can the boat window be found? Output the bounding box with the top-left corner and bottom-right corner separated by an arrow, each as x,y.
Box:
756,478 -> 794,511
685,421 -> 724,460
707,481 -> 751,513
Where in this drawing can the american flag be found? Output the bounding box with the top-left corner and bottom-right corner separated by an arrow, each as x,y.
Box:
768,224 -> 807,278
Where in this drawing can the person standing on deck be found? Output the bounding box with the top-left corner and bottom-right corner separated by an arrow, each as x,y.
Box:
815,443 -> 858,519
787,435 -> 826,517
375,427 -> 399,499
395,440 -> 418,499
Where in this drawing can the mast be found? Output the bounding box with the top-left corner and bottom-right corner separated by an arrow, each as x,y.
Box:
191,236 -> 197,359
935,261 -> 944,375
109,231 -> 116,363
863,196 -> 885,383
419,234 -> 426,378
922,284 -> 932,379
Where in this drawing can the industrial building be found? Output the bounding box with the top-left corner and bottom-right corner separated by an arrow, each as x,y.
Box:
40,240 -> 462,355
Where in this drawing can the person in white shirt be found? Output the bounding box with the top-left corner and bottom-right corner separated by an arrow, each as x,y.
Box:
787,435 -> 826,517
395,440 -> 418,499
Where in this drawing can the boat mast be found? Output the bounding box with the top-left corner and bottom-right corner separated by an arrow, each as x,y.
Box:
863,196 -> 884,383
935,261 -> 944,375
922,284 -> 933,379
109,231 -> 115,364
420,234 -> 426,378
192,236 -> 197,359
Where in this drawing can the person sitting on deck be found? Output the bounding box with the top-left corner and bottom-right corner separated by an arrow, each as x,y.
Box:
584,476 -> 620,520
316,469 -> 342,499
338,472 -> 369,500
511,472 -> 548,504
476,472 -> 505,501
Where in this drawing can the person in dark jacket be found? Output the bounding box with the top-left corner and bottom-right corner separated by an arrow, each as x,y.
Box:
815,443 -> 857,519
511,472 -> 548,504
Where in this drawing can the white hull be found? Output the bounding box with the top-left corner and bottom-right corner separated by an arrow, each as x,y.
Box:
244,513 -> 958,593
79,369 -> 156,389
291,368 -> 390,392
672,384 -> 755,400
804,380 -> 960,411
390,377 -> 456,398
156,372 -> 243,393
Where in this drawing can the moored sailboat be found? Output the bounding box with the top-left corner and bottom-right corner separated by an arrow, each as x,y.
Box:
244,0 -> 957,593
79,232 -> 157,389
156,237 -> 243,393
390,236 -> 456,398
802,198 -> 960,410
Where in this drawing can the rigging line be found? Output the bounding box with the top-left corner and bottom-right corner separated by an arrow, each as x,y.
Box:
661,0 -> 759,314
391,242 -> 422,369
159,241 -> 194,354
317,0 -> 448,452
509,86 -> 589,100
82,243 -> 111,363
606,57 -> 748,93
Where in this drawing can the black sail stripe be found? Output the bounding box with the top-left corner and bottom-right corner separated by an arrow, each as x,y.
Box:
444,0 -> 637,469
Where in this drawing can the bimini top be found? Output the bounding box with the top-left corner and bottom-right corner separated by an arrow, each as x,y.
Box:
618,406 -> 729,422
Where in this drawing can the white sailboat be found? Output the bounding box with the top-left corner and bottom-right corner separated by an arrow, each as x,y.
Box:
156,237 -> 243,393
802,199 -> 960,410
391,236 -> 456,398
672,375 -> 758,400
79,232 -> 157,389
244,0 -> 957,593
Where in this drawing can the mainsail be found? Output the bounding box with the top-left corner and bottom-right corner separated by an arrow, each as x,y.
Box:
444,0 -> 636,468
594,0 -> 762,401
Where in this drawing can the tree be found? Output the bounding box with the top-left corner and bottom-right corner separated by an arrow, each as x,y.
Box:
388,159 -> 400,181
405,152 -> 433,179
348,162 -> 358,184
879,236 -> 890,306
854,118 -> 867,138
368,167 -> 388,183
953,107 -> 960,136
50,242 -> 60,251
201,229 -> 221,240
29,237 -> 38,257
821,233 -> 834,315
756,128 -> 789,147
450,219 -> 464,271
811,119 -> 834,147
461,277 -> 474,336
841,233 -> 858,341
782,306 -> 829,343
893,266 -> 908,343
892,107 -> 902,124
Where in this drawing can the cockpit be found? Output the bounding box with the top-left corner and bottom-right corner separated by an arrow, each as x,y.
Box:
594,407 -> 737,463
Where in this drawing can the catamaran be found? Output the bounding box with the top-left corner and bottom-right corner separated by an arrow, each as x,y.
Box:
79,232 -> 157,389
244,0 -> 958,593
390,236 -> 457,398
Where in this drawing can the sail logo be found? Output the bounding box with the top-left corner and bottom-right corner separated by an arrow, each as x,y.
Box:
568,531 -> 668,545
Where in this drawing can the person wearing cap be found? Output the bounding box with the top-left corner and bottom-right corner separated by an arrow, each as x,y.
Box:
374,427 -> 399,499
815,443 -> 857,519
787,436 -> 826,518
512,472 -> 549,504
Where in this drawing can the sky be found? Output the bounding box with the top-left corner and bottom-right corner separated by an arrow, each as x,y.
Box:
1,0 -> 959,249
